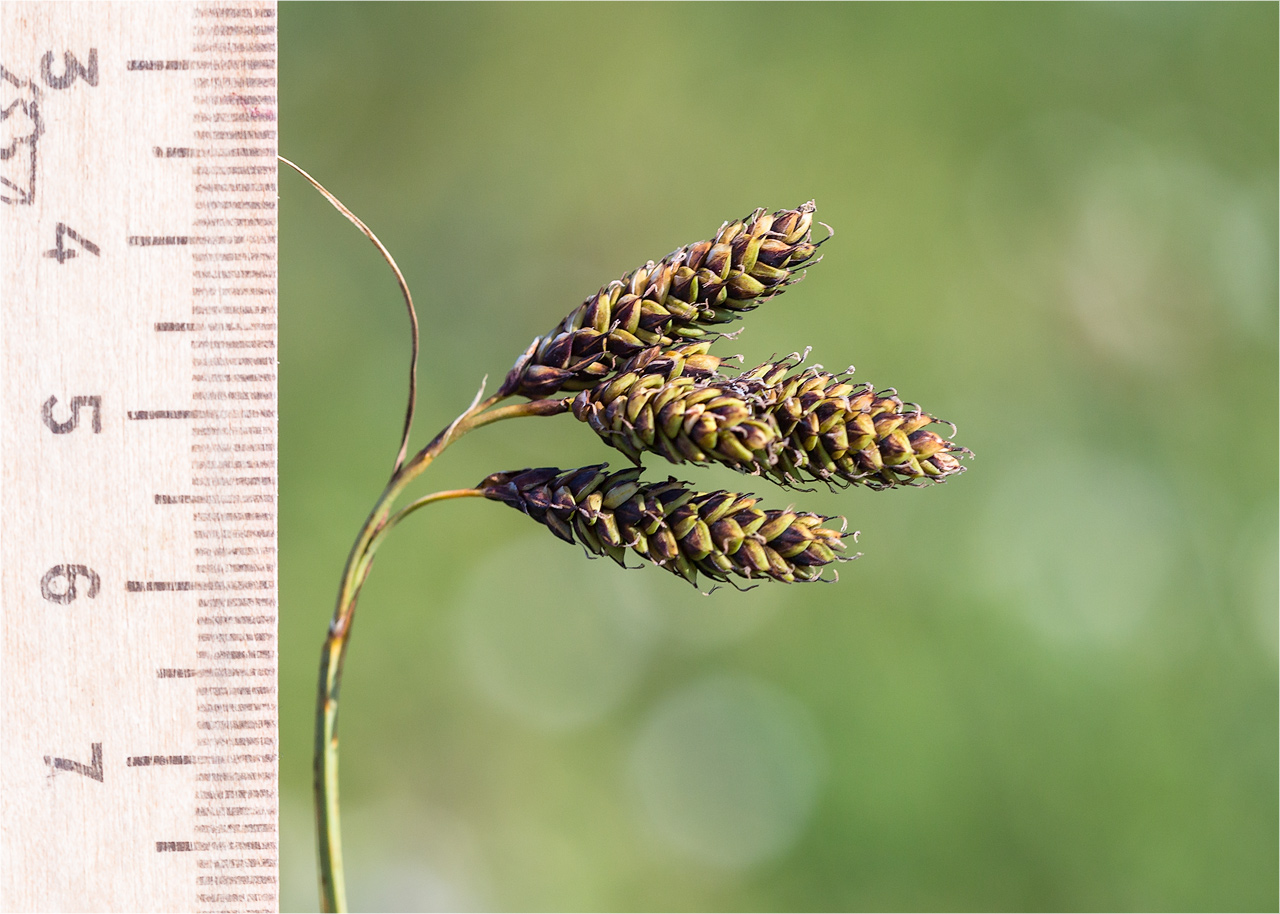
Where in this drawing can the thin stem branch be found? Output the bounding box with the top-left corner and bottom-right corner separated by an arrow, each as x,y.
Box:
279,155 -> 421,476
365,489 -> 486,572
314,395 -> 567,913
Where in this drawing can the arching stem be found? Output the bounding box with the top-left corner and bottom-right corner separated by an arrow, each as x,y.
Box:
315,395 -> 567,912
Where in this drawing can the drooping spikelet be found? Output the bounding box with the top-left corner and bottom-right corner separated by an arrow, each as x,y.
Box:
572,346 -> 969,490
477,464 -> 849,586
500,203 -> 820,400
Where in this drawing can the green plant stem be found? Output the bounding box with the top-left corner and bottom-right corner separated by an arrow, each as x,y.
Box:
367,488 -> 486,557
315,394 -> 567,913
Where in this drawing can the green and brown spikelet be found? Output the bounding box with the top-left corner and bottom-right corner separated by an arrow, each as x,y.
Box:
478,464 -> 850,586
572,346 -> 968,490
500,202 -> 821,400
571,342 -> 785,468
742,357 -> 968,489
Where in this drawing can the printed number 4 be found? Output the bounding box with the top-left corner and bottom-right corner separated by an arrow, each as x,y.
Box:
44,743 -> 103,782
44,223 -> 99,264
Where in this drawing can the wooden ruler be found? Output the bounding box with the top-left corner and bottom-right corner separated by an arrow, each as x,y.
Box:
0,3 -> 279,910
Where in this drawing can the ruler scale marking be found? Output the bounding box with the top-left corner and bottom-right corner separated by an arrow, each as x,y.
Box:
2,3 -> 278,911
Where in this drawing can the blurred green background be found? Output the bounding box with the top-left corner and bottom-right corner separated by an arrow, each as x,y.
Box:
276,4 -> 1277,910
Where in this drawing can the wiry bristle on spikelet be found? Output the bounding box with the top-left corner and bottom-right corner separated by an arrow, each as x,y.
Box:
571,346 -> 969,490
500,202 -> 821,400
477,464 -> 851,586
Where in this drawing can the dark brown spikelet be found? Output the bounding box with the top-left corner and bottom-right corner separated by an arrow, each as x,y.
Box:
572,346 -> 969,490
478,464 -> 849,587
500,203 -> 820,400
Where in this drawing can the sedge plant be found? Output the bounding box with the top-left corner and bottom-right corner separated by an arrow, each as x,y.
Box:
283,157 -> 969,912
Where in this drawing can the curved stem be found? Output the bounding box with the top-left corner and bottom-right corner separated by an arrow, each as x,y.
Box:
315,395 -> 567,912
280,155 -> 422,476
365,489 -> 486,562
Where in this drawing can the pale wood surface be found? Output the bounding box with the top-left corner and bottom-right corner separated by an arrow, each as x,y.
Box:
1,3 -> 278,910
